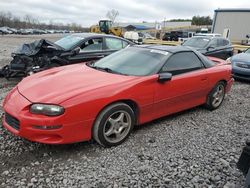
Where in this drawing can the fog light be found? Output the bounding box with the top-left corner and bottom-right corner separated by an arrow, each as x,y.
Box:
33,125 -> 62,130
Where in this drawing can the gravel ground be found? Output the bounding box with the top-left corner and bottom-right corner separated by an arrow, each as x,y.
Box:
0,35 -> 249,187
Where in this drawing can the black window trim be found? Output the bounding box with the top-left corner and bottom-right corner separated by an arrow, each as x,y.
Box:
158,51 -> 206,76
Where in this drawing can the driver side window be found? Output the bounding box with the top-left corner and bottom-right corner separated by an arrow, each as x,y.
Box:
80,38 -> 103,52
209,39 -> 218,48
161,52 -> 204,75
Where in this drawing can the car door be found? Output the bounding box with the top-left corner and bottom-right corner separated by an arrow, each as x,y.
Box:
68,37 -> 105,63
205,38 -> 231,59
220,39 -> 233,59
205,38 -> 222,58
103,37 -> 130,56
212,38 -> 228,59
154,52 -> 210,118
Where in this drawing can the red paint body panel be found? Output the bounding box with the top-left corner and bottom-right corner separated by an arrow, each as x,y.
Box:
2,58 -> 234,144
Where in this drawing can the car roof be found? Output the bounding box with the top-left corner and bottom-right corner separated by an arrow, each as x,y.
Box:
70,32 -> 134,44
135,45 -> 193,53
71,32 -> 122,39
191,36 -> 228,40
132,45 -> 215,68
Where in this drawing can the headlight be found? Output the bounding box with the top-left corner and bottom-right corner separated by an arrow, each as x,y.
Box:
226,57 -> 231,62
30,104 -> 65,116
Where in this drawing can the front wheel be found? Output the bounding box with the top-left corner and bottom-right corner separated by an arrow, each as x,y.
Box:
93,103 -> 135,147
205,81 -> 226,110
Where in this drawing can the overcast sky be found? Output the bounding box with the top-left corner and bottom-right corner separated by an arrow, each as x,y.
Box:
0,0 -> 249,26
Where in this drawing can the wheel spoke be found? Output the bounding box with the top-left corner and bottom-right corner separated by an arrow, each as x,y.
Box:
108,117 -> 116,125
213,92 -> 218,98
218,90 -> 223,96
105,118 -> 115,136
116,112 -> 125,122
115,131 -> 122,139
121,122 -> 129,128
105,127 -> 114,136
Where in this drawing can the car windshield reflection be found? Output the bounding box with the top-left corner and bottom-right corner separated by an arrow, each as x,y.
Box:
55,35 -> 84,50
183,37 -> 210,48
90,47 -> 171,76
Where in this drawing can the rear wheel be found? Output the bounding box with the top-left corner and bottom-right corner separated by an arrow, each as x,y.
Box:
93,103 -> 135,147
205,81 -> 226,110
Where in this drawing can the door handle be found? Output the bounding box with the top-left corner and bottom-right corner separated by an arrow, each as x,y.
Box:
97,55 -> 105,58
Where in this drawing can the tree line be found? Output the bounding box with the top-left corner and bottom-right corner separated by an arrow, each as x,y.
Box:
191,16 -> 213,25
169,16 -> 212,25
0,11 -> 88,31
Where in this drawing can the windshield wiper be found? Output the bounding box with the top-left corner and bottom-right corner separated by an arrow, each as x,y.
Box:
88,63 -> 128,75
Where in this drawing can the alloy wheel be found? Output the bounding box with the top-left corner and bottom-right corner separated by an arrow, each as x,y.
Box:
103,110 -> 132,144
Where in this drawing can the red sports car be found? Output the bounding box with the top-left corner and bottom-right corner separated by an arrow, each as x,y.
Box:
2,45 -> 233,147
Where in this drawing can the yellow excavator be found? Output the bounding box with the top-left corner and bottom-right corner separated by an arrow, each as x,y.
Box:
90,20 -> 123,37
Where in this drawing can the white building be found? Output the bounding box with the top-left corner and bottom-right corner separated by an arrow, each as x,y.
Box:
212,9 -> 250,42
114,21 -> 192,30
161,21 -> 192,28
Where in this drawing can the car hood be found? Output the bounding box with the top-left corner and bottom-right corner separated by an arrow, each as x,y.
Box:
231,53 -> 250,64
12,39 -> 65,56
18,64 -> 138,104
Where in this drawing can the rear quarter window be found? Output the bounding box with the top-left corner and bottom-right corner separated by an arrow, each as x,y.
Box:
106,38 -> 123,50
161,52 -> 204,75
223,39 -> 229,46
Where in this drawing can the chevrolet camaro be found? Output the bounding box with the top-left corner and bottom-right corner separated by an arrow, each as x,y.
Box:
2,45 -> 234,147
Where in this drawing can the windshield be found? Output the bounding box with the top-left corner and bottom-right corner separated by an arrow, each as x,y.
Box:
55,35 -> 84,50
245,48 -> 250,54
183,37 -> 210,48
90,47 -> 171,76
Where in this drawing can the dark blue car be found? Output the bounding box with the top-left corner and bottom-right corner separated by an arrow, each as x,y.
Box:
229,48 -> 250,81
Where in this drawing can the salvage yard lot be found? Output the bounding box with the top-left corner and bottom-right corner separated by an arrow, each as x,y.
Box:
0,34 -> 249,187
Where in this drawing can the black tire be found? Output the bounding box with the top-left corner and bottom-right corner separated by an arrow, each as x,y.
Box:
205,81 -> 226,110
93,103 -> 135,147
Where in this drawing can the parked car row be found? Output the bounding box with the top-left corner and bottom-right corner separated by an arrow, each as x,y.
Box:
162,30 -> 195,42
161,29 -> 220,42
0,26 -> 71,35
1,32 -> 249,82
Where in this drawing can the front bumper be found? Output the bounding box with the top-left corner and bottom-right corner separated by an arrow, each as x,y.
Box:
232,66 -> 250,81
2,88 -> 93,144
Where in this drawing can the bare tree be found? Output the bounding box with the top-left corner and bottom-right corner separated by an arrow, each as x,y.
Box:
0,10 -> 87,32
106,9 -> 119,23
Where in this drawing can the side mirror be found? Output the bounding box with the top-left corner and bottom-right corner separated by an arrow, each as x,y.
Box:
73,47 -> 80,55
206,46 -> 215,51
158,72 -> 172,83
46,45 -> 58,50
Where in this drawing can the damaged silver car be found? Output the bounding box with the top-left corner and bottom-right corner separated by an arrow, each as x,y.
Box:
0,33 -> 134,78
